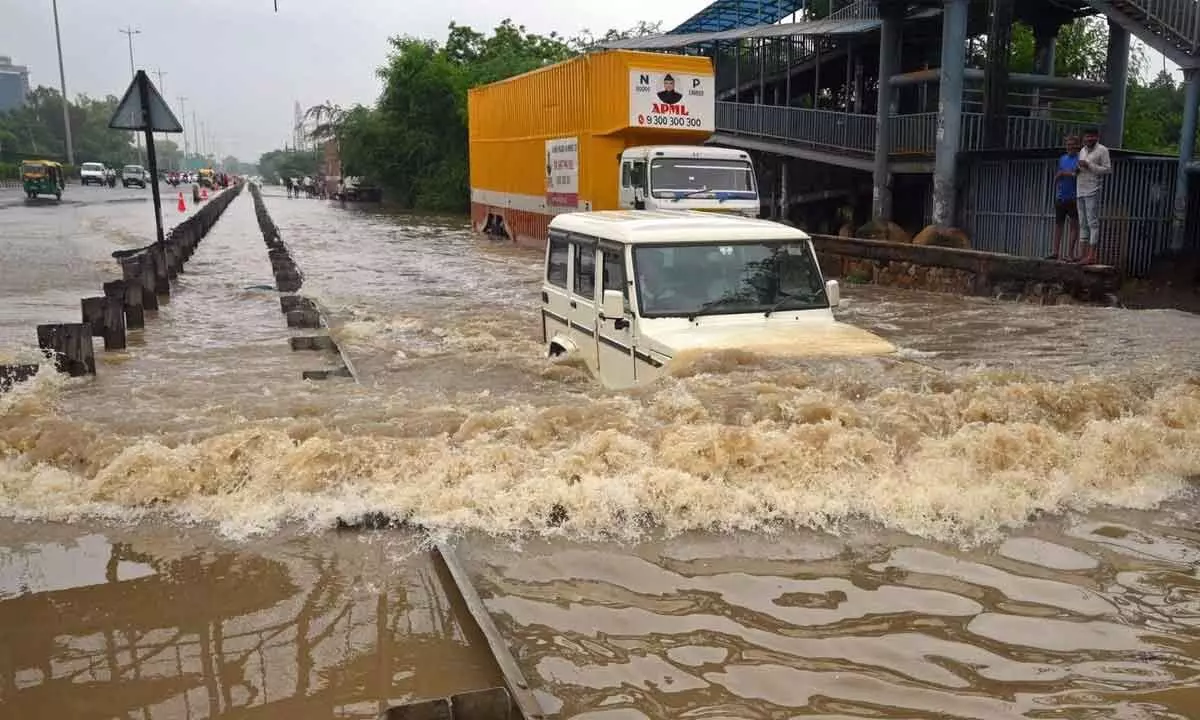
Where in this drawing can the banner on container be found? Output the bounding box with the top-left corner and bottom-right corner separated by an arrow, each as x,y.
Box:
545,137 -> 579,208
629,70 -> 714,132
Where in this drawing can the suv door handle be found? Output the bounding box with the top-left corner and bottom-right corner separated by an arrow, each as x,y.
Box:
569,300 -> 577,309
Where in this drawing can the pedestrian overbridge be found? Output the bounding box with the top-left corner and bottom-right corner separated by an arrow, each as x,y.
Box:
603,0 -> 1200,277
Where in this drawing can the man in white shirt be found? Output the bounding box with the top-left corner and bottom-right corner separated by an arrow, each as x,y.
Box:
1075,127 -> 1112,265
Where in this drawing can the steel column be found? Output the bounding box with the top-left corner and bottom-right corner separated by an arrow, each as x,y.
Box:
872,6 -> 902,219
1104,19 -> 1130,148
932,0 -> 969,227
1173,69 -> 1200,250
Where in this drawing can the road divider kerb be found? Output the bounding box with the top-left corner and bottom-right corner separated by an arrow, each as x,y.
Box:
0,182 -> 246,394
247,182 -> 358,383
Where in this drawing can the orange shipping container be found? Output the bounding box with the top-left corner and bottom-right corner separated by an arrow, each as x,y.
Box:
469,50 -> 716,248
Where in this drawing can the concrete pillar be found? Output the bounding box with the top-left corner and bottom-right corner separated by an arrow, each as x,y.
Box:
932,0 -> 969,227
779,160 -> 789,222
1032,23 -> 1058,115
1172,69 -> 1200,250
982,0 -> 1014,148
1104,19 -> 1130,148
872,5 -> 902,220
1034,31 -> 1057,76
853,52 -> 864,113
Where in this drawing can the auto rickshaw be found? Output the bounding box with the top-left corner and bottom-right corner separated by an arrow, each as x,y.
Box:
197,168 -> 215,189
21,160 -> 65,201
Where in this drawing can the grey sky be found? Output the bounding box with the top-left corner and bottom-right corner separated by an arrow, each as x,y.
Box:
1,0 -> 703,161
0,1 -> 1176,162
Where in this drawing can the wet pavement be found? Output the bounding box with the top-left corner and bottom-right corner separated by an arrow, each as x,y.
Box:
1,185 -> 1199,718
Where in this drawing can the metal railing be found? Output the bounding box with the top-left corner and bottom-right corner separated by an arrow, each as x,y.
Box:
1088,0 -> 1200,56
962,155 -> 1179,277
717,103 -> 1094,155
717,102 -> 878,153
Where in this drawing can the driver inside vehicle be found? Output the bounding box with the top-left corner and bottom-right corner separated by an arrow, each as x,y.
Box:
637,250 -> 678,309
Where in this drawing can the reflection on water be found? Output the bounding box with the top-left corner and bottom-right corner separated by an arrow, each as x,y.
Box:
462,514 -> 1200,719
0,522 -> 500,719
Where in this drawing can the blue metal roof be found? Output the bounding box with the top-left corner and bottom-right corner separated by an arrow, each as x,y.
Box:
669,0 -> 810,34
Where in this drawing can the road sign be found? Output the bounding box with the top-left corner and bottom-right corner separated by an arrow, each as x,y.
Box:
109,71 -> 182,132
108,70 -> 181,251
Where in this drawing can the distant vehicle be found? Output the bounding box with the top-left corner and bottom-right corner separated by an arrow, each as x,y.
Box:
541,210 -> 895,389
21,160 -> 65,201
80,162 -> 107,186
197,168 -> 215,189
122,164 -> 148,189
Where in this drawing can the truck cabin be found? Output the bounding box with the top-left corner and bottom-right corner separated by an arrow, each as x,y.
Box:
620,147 -> 757,214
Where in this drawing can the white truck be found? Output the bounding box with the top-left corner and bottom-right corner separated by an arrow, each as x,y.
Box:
618,145 -> 758,217
542,210 -> 896,389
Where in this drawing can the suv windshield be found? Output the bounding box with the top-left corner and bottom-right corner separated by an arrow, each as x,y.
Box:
123,166 -> 143,174
81,163 -> 104,171
649,158 -> 756,199
634,241 -> 827,318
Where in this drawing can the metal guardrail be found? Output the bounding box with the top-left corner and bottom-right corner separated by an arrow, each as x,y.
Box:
718,102 -> 1095,155
717,102 -> 878,153
962,155 -> 1178,277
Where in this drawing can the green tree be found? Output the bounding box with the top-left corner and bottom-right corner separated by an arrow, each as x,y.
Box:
0,86 -> 136,166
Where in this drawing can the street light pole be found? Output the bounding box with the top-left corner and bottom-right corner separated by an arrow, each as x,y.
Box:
192,110 -> 200,164
119,26 -> 143,164
178,96 -> 189,171
152,68 -> 168,153
51,0 -> 75,166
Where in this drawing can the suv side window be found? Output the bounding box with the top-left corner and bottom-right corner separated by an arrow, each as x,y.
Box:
573,242 -> 595,300
601,248 -> 628,305
547,235 -> 569,288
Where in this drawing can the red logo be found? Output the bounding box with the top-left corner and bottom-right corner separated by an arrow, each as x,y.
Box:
651,103 -> 689,116
637,114 -> 645,124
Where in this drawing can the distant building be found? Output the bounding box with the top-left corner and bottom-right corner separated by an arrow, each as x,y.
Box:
0,55 -> 31,113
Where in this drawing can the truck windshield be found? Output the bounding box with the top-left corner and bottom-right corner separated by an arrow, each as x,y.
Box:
649,158 -> 756,199
633,241 -> 828,318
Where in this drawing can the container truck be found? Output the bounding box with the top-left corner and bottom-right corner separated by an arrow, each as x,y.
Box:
468,49 -> 760,249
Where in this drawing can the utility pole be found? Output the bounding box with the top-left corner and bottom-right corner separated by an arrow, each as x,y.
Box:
119,26 -> 143,164
51,0 -> 75,165
178,96 -> 189,171
152,68 -> 168,153
192,110 -> 200,165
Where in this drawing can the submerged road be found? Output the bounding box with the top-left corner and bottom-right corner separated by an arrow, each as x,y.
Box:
0,185 -> 1199,718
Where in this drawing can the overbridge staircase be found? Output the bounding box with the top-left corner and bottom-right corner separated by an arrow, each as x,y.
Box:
1084,0 -> 1200,67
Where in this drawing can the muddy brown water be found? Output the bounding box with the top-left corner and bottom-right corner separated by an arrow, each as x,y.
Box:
1,186 -> 1199,718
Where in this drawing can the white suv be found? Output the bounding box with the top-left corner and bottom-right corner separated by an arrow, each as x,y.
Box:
122,165 -> 147,189
80,162 -> 107,186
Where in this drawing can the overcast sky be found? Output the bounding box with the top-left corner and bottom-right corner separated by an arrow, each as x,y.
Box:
0,0 -> 703,161
0,1 -> 1176,162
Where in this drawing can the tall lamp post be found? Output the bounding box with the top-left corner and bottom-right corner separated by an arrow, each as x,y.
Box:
152,68 -> 168,158
51,0 -> 74,165
119,25 -> 142,164
178,96 -> 189,171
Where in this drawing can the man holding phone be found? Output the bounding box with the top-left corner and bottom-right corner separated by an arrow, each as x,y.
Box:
1075,127 -> 1112,265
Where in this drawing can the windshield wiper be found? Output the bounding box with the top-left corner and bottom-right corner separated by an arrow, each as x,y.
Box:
763,290 -> 818,317
686,296 -> 740,322
672,186 -> 710,199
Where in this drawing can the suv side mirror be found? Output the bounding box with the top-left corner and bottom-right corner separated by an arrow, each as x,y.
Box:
600,289 -> 626,321
825,279 -> 841,308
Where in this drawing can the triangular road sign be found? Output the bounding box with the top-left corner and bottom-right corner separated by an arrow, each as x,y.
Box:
109,70 -> 183,132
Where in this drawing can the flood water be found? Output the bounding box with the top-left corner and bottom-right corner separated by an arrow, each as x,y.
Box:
1,185 -> 1199,718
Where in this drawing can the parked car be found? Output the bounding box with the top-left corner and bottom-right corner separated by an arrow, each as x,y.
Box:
122,164 -> 148,189
80,162 -> 107,186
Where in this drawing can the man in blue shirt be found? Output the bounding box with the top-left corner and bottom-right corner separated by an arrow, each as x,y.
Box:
1050,135 -> 1080,261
